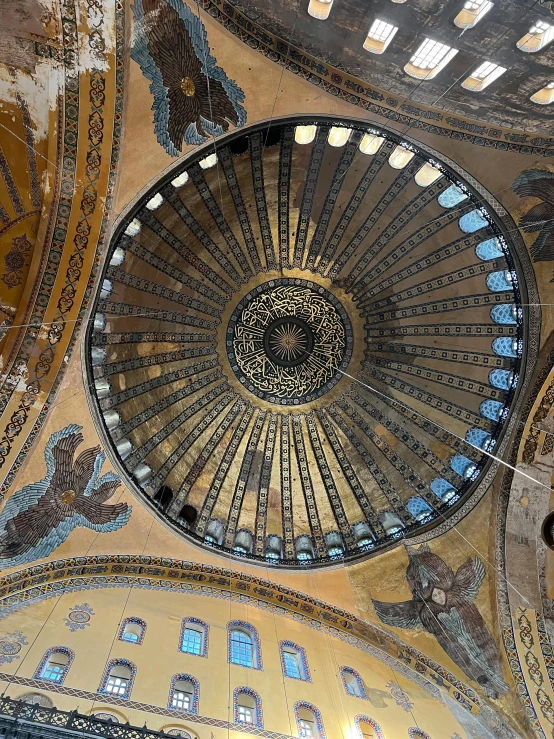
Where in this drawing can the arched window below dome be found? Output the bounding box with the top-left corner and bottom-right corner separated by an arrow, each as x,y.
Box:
280,641 -> 311,681
430,478 -> 458,502
19,693 -> 54,708
476,237 -> 503,260
98,659 -> 136,699
492,337 -> 518,358
465,428 -> 493,450
489,369 -> 514,390
406,497 -> 433,522
480,399 -> 504,421
180,618 -> 208,657
459,209 -> 489,233
168,674 -> 199,714
295,702 -> 325,738
491,304 -> 518,325
34,647 -> 74,684
486,271 -> 514,292
234,687 -> 263,728
228,621 -> 262,669
354,715 -> 385,739
450,455 -> 477,479
438,184 -> 467,208
341,667 -> 367,698
119,617 -> 146,645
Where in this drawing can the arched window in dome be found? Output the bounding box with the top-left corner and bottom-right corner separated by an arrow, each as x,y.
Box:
491,304 -> 518,325
325,531 -> 344,558
168,674 -> 199,714
480,399 -> 504,421
492,337 -> 518,358
295,702 -> 325,738
404,39 -> 458,80
414,162 -> 442,187
204,519 -> 224,545
517,21 -> 554,53
486,271 -> 514,292
379,511 -> 404,536
280,641 -> 311,681
430,478 -> 458,503
489,368 -> 514,390
341,667 -> 367,698
233,530 -> 253,555
531,82 -> 554,105
234,687 -> 263,728
34,647 -> 74,684
265,534 -> 283,561
438,184 -> 468,208
307,0 -> 333,20
466,428 -> 493,450
180,618 -> 208,657
454,0 -> 493,30
354,715 -> 385,739
118,617 -> 146,645
352,522 -> 375,549
450,455 -> 477,479
98,659 -> 136,699
296,535 -> 315,561
406,497 -> 433,522
228,621 -> 262,669
476,237 -> 503,261
459,209 -> 488,233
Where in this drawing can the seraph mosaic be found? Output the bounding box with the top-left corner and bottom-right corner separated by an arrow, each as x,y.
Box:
512,168 -> 554,263
131,0 -> 246,156
372,545 -> 509,698
0,425 -> 131,569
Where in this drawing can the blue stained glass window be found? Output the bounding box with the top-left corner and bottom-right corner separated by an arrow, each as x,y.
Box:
406,497 -> 433,521
43,663 -> 64,682
489,369 -> 513,390
181,628 -> 202,655
123,633 -> 139,643
430,478 -> 457,502
491,304 -> 517,325
480,399 -> 504,421
450,455 -> 477,478
486,271 -> 514,292
230,630 -> 253,667
283,651 -> 301,679
438,184 -> 468,208
459,209 -> 488,233
492,337 -> 518,358
465,428 -> 492,449
476,238 -> 504,261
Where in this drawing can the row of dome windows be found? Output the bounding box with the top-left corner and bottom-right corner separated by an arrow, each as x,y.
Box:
307,1 -> 554,102
31,638 -> 409,737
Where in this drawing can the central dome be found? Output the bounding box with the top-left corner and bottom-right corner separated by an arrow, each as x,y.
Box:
86,116 -> 525,567
227,278 -> 352,404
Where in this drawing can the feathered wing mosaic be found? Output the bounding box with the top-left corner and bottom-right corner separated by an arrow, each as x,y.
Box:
131,0 -> 246,156
0,425 -> 131,569
372,545 -> 509,698
512,169 -> 554,262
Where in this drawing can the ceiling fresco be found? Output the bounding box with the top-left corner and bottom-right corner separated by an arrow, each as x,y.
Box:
86,116 -> 531,568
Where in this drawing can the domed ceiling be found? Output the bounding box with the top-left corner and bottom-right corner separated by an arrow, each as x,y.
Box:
87,116 -> 526,567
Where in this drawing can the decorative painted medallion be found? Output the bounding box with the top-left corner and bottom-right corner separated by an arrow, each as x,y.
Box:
131,0 -> 246,156
227,279 -> 352,405
64,603 -> 95,632
0,631 -> 27,665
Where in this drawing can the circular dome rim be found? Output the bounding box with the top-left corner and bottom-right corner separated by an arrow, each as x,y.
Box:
85,113 -> 532,570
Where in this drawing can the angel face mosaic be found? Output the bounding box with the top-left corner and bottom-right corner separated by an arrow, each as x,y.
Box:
86,116 -> 530,568
227,279 -> 352,405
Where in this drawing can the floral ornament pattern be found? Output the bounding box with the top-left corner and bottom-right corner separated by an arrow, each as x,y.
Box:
131,0 -> 246,156
512,169 -> 554,262
0,424 -> 131,569
64,603 -> 95,632
0,630 -> 27,665
2,234 -> 32,288
386,680 -> 414,712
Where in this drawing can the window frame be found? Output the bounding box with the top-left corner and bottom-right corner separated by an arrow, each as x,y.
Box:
340,666 -> 367,699
168,674 -> 200,715
118,617 -> 147,645
294,701 -> 325,739
34,647 -> 74,685
179,618 -> 209,658
233,686 -> 263,728
227,621 -> 262,670
354,715 -> 385,739
404,39 -> 458,79
279,640 -> 311,682
98,659 -> 136,700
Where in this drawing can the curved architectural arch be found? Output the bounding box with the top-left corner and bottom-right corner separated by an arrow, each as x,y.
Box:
98,659 -> 136,700
294,701 -> 326,738
279,640 -> 311,681
340,666 -> 367,699
118,617 -> 147,645
354,715 -> 385,739
179,617 -> 209,657
408,730 -> 432,739
233,686 -> 263,728
227,620 -> 262,670
33,647 -> 74,685
168,674 -> 200,715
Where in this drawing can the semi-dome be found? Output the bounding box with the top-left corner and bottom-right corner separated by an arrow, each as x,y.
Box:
86,115 -> 525,567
